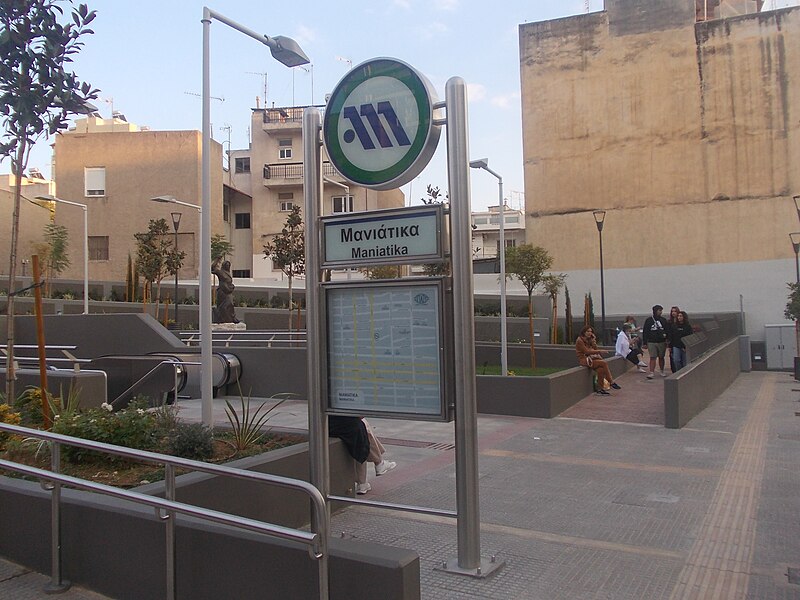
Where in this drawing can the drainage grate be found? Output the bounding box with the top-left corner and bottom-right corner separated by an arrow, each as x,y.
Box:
787,567 -> 800,585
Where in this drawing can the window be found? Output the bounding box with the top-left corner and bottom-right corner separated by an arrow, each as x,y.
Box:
88,236 -> 109,261
506,215 -> 520,224
232,269 -> 251,278
223,204 -> 229,223
332,195 -> 354,213
280,201 -> 294,212
497,239 -> 516,254
278,139 -> 292,160
84,167 -> 105,197
234,157 -> 250,173
279,192 -> 294,212
473,217 -> 488,225
235,213 -> 251,229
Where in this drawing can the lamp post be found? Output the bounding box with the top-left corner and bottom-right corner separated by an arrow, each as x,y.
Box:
791,232 -> 800,284
794,195 -> 800,223
593,210 -> 606,345
170,212 -> 182,325
35,194 -> 89,314
201,7 -> 309,428
469,158 -> 507,376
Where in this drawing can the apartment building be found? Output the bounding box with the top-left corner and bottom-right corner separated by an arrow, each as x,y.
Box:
53,116 -> 224,282
471,204 -> 526,259
228,105 -> 405,279
0,173 -> 54,277
519,0 -> 798,339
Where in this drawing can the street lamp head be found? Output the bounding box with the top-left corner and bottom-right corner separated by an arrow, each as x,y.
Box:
267,35 -> 310,67
790,232 -> 800,253
469,158 -> 489,170
171,211 -> 182,231
794,195 -> 800,221
35,194 -> 56,202
593,210 -> 606,232
151,195 -> 177,204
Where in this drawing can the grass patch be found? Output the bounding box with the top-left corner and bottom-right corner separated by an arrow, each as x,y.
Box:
477,364 -> 564,377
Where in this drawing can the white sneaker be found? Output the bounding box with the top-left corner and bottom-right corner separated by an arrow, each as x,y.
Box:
637,366 -> 647,373
660,370 -> 668,378
375,460 -> 396,476
356,482 -> 371,495
637,361 -> 647,367
646,372 -> 654,379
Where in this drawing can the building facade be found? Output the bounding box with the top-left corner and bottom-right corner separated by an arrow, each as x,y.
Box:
227,105 -> 405,279
0,174 -> 54,278
519,0 -> 798,339
53,116 -> 224,282
471,204 -> 526,259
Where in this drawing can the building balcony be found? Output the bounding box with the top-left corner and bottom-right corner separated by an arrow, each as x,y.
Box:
263,161 -> 340,186
261,104 -> 326,132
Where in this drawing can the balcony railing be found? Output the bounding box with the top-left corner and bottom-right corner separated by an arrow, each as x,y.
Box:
261,104 -> 326,125
264,161 -> 339,181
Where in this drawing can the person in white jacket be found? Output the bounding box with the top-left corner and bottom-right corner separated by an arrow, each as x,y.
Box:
616,323 -> 647,372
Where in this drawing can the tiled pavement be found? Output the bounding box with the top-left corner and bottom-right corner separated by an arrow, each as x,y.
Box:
3,370 -> 800,599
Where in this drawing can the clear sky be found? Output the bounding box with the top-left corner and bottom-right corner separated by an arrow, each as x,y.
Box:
5,0 -> 799,211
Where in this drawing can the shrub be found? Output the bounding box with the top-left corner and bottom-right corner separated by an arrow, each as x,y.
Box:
166,423 -> 214,460
52,399 -> 158,462
0,404 -> 22,449
14,387 -> 45,427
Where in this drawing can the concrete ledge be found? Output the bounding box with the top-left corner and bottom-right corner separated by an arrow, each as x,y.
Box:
477,356 -> 628,418
664,336 -> 743,429
0,437 -> 420,599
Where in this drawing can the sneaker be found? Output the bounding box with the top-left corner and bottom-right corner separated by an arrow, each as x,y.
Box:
637,367 -> 648,373
375,460 -> 396,476
356,482 -> 371,495
610,382 -> 621,390
646,372 -> 654,379
660,370 -> 668,377
595,389 -> 610,396
637,361 -> 647,367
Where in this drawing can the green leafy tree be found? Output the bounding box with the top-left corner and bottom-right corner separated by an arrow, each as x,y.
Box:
263,205 -> 305,331
785,282 -> 800,358
1,0 -> 99,402
420,184 -> 450,276
134,219 -> 185,320
505,244 -> 554,368
359,265 -> 401,279
44,221 -> 70,280
543,273 -> 566,344
211,233 -> 234,264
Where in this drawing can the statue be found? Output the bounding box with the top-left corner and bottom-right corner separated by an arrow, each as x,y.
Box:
212,258 -> 239,324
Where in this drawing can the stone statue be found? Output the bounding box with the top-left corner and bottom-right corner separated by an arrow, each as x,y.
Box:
212,258 -> 238,324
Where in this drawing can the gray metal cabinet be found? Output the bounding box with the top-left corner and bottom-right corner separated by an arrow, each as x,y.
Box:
765,324 -> 797,370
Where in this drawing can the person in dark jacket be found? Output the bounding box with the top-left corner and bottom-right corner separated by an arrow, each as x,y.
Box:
667,306 -> 680,373
642,304 -> 669,379
668,311 -> 693,371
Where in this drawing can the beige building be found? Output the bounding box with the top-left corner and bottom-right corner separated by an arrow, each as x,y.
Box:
471,204 -> 526,259
227,105 -> 405,279
0,173 -> 55,277
519,0 -> 798,339
53,116 -> 224,282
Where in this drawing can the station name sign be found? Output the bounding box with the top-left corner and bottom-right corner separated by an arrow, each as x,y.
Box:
321,204 -> 444,268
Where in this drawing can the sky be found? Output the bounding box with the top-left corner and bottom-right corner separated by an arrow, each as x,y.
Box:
4,0 -> 799,211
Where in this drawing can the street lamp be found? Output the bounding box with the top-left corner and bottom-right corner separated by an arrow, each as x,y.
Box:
170,212 -> 182,325
790,232 -> 800,284
35,194 -> 89,314
469,158 -> 508,376
201,8 -> 309,427
593,210 -> 606,345
794,195 -> 800,223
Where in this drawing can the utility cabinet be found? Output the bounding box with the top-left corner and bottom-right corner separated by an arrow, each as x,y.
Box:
765,324 -> 797,370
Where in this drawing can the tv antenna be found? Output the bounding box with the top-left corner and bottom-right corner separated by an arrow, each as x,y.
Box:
246,71 -> 268,103
184,91 -> 224,102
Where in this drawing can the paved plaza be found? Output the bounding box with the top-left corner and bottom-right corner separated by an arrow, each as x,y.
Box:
3,369 -> 800,599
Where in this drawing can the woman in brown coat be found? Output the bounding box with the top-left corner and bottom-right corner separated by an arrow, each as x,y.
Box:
575,325 -> 620,395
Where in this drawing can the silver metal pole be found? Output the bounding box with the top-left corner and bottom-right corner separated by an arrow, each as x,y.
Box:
45,441 -> 69,593
498,179 -> 507,376
445,77 -> 481,570
164,463 -> 176,600
303,107 -> 330,599
200,8 -> 213,427
82,206 -> 88,314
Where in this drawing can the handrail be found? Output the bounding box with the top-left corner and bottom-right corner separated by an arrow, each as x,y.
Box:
108,359 -> 183,409
0,422 -> 329,600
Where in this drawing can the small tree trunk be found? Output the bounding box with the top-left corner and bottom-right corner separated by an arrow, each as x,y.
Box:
528,293 -> 536,369
551,296 -> 558,343
287,276 -> 294,332
5,140 -> 27,403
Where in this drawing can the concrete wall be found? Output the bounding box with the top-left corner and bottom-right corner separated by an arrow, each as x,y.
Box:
664,336 -> 743,428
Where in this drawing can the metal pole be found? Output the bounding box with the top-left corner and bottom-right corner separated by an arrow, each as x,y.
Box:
498,179 -> 507,377
82,206 -> 88,314
303,107 -> 330,599
164,463 -> 176,600
200,8 -> 213,427
45,442 -> 69,593
599,229 -> 606,346
173,218 -> 180,326
794,247 -> 799,285
445,77 -> 481,571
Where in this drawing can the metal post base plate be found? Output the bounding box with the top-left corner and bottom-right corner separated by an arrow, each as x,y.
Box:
43,580 -> 71,594
435,556 -> 505,579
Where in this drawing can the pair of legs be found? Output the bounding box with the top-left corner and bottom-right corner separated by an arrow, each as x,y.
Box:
590,359 -> 615,390
647,342 -> 667,376
355,419 -> 395,493
671,347 -> 687,371
625,348 -> 644,369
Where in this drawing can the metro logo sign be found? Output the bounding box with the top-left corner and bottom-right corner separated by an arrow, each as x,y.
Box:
323,58 -> 441,191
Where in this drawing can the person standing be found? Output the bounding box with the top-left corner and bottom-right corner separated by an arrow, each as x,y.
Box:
667,306 -> 680,373
668,311 -> 693,371
616,323 -> 647,372
576,325 -> 620,395
642,304 -> 669,379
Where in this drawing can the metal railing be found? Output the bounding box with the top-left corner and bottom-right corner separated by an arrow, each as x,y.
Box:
179,330 -> 307,348
0,423 -> 329,600
263,161 -> 338,180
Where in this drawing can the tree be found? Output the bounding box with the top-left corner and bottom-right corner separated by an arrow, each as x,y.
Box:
359,265 -> 401,279
43,222 -> 70,294
543,273 -> 566,344
1,0 -> 99,402
420,184 -> 450,276
211,233 -> 234,264
134,219 -> 185,321
505,244 -> 554,368
564,286 -> 574,344
785,282 -> 800,358
263,205 -> 305,331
